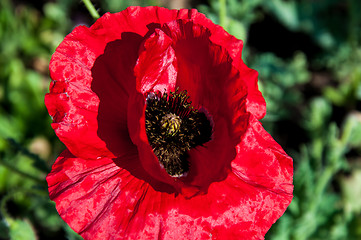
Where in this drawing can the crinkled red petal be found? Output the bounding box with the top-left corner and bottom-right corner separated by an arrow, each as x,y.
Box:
48,116 -> 292,239
90,34 -> 143,157
45,6 -> 265,160
127,92 -> 181,192
47,6 -> 291,240
44,24 -> 137,159
161,19 -> 250,141
232,116 -> 293,193
187,11 -> 266,119
134,28 -> 178,94
44,7 -> 183,159
131,19 -> 250,194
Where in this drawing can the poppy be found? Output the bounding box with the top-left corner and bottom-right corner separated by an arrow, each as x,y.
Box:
45,6 -> 293,240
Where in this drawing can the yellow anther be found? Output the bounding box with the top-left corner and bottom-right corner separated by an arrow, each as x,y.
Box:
161,113 -> 182,136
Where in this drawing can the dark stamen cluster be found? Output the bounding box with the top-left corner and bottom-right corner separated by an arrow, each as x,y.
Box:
145,90 -> 213,177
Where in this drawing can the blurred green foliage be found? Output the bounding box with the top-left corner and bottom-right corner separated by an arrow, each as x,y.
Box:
0,0 -> 360,239
200,0 -> 361,239
0,0 -> 83,239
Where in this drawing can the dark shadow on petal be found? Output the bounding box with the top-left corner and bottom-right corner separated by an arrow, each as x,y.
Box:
145,23 -> 162,39
113,154 -> 176,194
91,33 -> 143,157
158,20 -> 247,192
91,32 -> 176,194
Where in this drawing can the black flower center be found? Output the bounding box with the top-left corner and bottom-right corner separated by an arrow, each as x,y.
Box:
145,90 -> 213,177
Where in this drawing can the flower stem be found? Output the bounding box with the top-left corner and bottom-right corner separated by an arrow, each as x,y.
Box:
219,0 -> 227,29
82,0 -> 100,20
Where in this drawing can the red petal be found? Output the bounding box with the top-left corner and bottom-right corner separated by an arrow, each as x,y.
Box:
126,93 -> 196,195
91,34 -> 143,157
188,11 -> 266,119
48,116 -> 293,239
162,20 -> 252,191
47,149 -> 168,240
44,24 -> 129,159
134,28 -> 178,94
239,64 -> 266,120
232,115 -> 293,194
139,116 -> 292,239
47,149 -> 140,239
44,7 -> 180,159
128,19 -> 257,196
161,20 -> 249,137
47,7 -> 291,239
46,6 -> 263,160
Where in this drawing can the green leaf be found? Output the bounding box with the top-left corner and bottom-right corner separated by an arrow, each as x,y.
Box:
324,86 -> 347,106
228,18 -> 247,42
342,112 -> 361,148
303,97 -> 332,136
64,223 -> 84,240
0,218 -> 10,239
264,0 -> 299,30
43,3 -> 67,22
9,219 -> 37,240
341,170 -> 361,216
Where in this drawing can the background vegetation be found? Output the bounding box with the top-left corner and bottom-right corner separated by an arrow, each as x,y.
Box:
0,0 -> 360,239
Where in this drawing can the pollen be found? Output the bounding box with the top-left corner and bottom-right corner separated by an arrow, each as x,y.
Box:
161,113 -> 182,136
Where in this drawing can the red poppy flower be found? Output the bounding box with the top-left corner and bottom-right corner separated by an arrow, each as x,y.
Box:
45,6 -> 293,240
